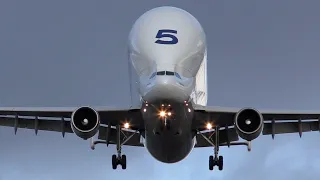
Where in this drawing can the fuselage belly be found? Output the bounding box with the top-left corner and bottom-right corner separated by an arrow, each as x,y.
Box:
142,102 -> 195,163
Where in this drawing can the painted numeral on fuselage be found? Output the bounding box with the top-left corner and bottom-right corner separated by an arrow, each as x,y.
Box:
155,29 -> 178,45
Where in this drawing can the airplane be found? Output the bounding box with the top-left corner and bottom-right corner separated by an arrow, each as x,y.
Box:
1,6 -> 320,171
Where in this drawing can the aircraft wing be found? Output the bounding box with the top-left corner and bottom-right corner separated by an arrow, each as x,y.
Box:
0,106 -> 145,146
193,105 -> 320,140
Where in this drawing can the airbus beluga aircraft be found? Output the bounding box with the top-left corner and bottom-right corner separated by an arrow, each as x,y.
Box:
1,6 -> 320,171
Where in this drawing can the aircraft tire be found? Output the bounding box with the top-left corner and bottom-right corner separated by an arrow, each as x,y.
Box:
218,156 -> 223,171
121,155 -> 127,169
112,154 -> 117,169
209,155 -> 214,170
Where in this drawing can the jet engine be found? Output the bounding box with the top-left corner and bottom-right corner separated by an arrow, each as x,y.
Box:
234,108 -> 264,141
71,106 -> 100,140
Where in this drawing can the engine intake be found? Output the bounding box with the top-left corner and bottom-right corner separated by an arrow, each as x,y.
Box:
234,108 -> 264,141
71,106 -> 100,140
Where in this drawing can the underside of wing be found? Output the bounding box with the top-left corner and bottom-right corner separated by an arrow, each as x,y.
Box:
194,127 -> 239,147
193,104 -> 320,141
0,105 -> 145,147
98,126 -> 144,147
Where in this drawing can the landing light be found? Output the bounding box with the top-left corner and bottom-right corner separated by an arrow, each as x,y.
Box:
206,123 -> 213,130
124,122 -> 130,129
143,108 -> 147,112
167,112 -> 172,116
159,111 -> 166,117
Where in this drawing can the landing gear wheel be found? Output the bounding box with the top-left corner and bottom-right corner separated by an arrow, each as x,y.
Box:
218,156 -> 223,171
209,155 -> 223,171
209,155 -> 214,170
121,155 -> 127,169
111,154 -> 127,169
112,154 -> 117,169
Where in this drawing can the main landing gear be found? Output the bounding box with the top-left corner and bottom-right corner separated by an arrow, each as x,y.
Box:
197,126 -> 251,171
209,126 -> 223,170
111,125 -> 127,169
90,124 -> 139,170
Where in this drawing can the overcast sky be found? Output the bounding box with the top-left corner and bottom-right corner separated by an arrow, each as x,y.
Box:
0,0 -> 320,180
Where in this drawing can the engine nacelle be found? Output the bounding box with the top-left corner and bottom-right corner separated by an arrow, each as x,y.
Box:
71,106 -> 100,140
234,108 -> 264,141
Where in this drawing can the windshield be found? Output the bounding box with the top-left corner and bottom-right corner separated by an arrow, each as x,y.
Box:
149,71 -> 182,79
166,71 -> 174,75
156,71 -> 165,75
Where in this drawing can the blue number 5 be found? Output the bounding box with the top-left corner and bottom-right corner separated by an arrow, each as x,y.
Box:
155,29 -> 178,45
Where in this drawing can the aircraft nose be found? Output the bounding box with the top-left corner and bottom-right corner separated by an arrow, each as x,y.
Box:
153,77 -> 187,101
142,76 -> 190,103
156,76 -> 171,85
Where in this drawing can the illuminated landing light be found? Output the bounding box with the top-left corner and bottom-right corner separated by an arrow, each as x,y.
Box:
146,104 -> 148,106
162,104 -> 164,107
167,112 -> 172,116
186,104 -> 188,106
206,123 -> 213,130
143,108 -> 147,112
245,119 -> 251,125
124,122 -> 130,129
159,111 -> 166,117
188,108 -> 191,112
168,104 -> 171,107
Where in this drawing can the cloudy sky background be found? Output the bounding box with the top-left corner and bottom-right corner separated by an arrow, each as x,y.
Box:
0,0 -> 320,180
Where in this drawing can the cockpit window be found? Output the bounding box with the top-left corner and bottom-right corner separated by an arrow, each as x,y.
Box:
175,72 -> 182,79
149,72 -> 156,79
165,71 -> 174,76
156,71 -> 165,75
154,71 -> 181,78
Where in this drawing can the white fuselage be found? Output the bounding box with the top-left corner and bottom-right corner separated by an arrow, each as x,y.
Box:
128,6 -> 207,106
127,6 -> 208,163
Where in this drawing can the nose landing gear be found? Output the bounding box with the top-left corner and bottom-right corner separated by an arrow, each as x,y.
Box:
160,117 -> 171,131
